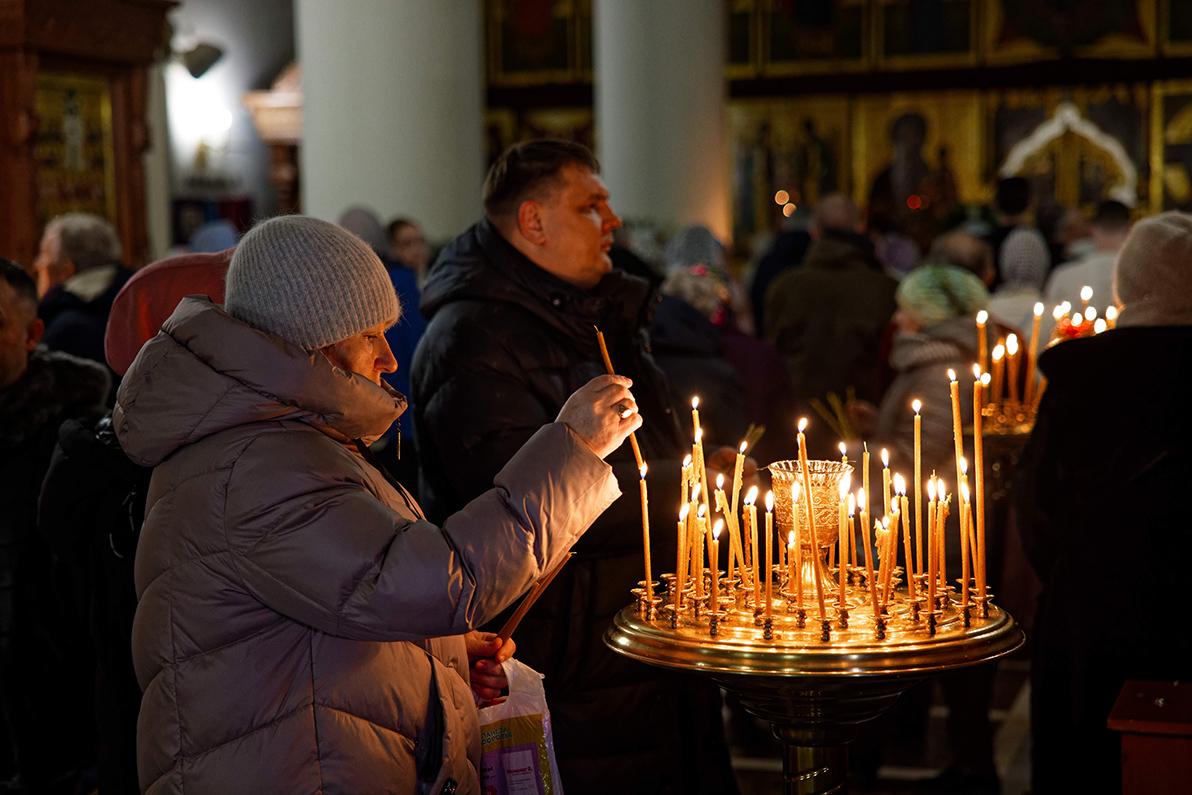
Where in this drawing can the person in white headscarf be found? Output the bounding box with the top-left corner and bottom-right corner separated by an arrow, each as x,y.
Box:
987,224 -> 1048,334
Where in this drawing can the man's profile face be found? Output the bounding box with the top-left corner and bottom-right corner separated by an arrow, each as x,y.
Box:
319,319 -> 398,386
0,281 -> 42,390
32,230 -> 72,297
534,165 -> 621,289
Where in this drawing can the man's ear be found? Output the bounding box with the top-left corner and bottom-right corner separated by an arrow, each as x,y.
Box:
25,317 -> 44,351
516,200 -> 548,246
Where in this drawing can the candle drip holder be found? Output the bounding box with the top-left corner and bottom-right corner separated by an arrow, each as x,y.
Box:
837,605 -> 849,630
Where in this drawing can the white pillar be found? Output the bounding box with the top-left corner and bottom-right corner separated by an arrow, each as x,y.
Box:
296,0 -> 484,241
594,0 -> 730,241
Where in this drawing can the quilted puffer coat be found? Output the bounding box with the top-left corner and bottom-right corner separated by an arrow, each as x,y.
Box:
114,297 -> 619,794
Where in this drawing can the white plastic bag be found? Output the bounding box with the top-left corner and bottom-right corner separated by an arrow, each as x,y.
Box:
476,658 -> 564,795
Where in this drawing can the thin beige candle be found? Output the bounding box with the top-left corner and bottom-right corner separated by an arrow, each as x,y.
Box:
746,487 -> 760,605
764,490 -> 775,620
974,370 -> 989,603
694,427 -> 712,531
990,345 -> 1005,405
1006,333 -> 1021,405
898,480 -> 915,603
796,418 -> 828,618
912,399 -> 923,574
786,530 -> 796,612
976,309 -> 989,373
710,519 -> 723,609
839,441 -> 848,464
1024,302 -> 1044,406
960,482 -> 971,614
693,504 -> 707,601
680,454 -> 692,528
730,441 -> 748,575
862,444 -> 871,569
594,327 -> 643,469
938,492 -> 951,595
792,484 -> 804,611
687,485 -> 702,603
947,369 -> 965,499
675,503 -> 689,612
927,477 -> 937,609
857,486 -> 869,586
881,447 -> 892,518
714,473 -> 730,581
837,474 -> 850,607
865,519 -> 881,616
639,465 -> 652,601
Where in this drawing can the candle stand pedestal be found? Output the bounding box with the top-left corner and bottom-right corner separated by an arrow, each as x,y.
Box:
606,589 -> 1023,794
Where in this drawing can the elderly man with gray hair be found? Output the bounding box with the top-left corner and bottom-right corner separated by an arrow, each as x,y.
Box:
1016,211 -> 1192,794
34,212 -> 131,368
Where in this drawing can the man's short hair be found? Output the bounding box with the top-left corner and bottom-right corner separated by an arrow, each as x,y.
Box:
0,258 -> 38,312
1092,199 -> 1132,232
483,139 -> 601,221
813,193 -> 860,234
45,213 -> 122,272
995,177 -> 1032,217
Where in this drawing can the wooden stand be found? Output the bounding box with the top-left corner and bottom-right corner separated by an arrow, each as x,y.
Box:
1109,680 -> 1192,795
0,0 -> 173,267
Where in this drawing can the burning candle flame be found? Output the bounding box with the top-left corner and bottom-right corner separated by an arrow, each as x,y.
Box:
1071,313 -> 1083,326
857,486 -> 866,506
1034,301 -> 1045,317
881,448 -> 889,468
1094,318 -> 1107,334
972,363 -> 982,380
947,368 -> 957,382
976,309 -> 988,325
847,492 -> 856,515
715,472 -> 725,490
787,530 -> 795,547
739,440 -> 748,454
1084,306 -> 1097,322
691,396 -> 700,410
839,440 -> 847,456
927,478 -> 937,500
765,490 -> 775,512
712,518 -> 724,539
1006,334 -> 1019,355
839,473 -> 851,499
1052,304 -> 1066,320
912,398 -> 922,414
695,427 -> 703,443
797,417 -> 808,433
691,482 -> 701,502
980,372 -> 991,386
937,477 -> 946,496
640,464 -> 648,479
1105,305 -> 1119,322
745,485 -> 759,505
961,481 -> 970,503
679,503 -> 690,521
697,503 -> 707,518
893,473 -> 906,495
992,344 -> 1005,362
791,482 -> 800,504
682,453 -> 692,467
1080,285 -> 1093,302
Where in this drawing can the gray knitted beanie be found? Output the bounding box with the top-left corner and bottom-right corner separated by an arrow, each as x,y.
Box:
224,215 -> 399,349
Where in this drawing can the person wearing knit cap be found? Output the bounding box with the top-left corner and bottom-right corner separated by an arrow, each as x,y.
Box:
1016,210 -> 1192,795
112,214 -> 640,792
988,223 -> 1049,334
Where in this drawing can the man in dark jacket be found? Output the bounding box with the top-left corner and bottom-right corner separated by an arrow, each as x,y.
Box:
0,259 -> 109,791
33,213 -> 133,386
1015,212 -> 1192,794
413,140 -> 738,794
765,194 -> 897,455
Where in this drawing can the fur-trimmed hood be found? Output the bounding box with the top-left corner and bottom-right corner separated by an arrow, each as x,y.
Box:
0,348 -> 109,449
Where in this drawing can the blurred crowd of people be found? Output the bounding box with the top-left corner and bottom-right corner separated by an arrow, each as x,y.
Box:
1,145 -> 1189,795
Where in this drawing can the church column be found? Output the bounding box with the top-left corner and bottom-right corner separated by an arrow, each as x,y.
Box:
594,0 -> 730,241
295,1 -> 485,241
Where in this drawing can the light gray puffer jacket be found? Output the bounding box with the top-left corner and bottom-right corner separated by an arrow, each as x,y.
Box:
115,298 -> 619,794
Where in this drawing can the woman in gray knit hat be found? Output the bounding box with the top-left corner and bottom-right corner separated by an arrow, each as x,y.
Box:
114,215 -> 640,794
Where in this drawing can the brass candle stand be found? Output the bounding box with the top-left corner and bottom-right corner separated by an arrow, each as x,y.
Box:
607,457 -> 1023,794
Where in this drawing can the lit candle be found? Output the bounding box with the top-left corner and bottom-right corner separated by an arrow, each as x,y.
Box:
837,473 -> 850,607
710,518 -> 723,610
879,514 -> 895,608
927,477 -> 937,609
675,503 -> 689,612
936,485 -> 949,595
714,473 -> 729,580
990,345 -> 1005,405
975,309 -> 989,373
912,399 -> 923,575
693,504 -> 707,601
729,443 -> 747,577
680,454 -> 692,522
1105,304 -> 1118,329
838,441 -> 848,464
862,443 -> 871,538
693,427 -> 711,532
1085,306 -> 1098,325
791,484 -> 803,611
974,372 -> 988,605
947,369 -> 965,518
881,447 -> 892,518
896,474 -> 915,602
1024,302 -> 1044,406
639,465 -> 652,602
797,418 -> 828,618
1080,284 -> 1093,312
690,395 -> 701,438
1006,333 -> 1021,405
746,486 -> 760,604
847,491 -> 857,578
786,529 -> 796,613
857,485 -> 869,581
960,481 -> 971,614
765,490 -> 775,620
1094,318 -> 1107,334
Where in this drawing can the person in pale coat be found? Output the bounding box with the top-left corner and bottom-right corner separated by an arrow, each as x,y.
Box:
115,215 -> 638,793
